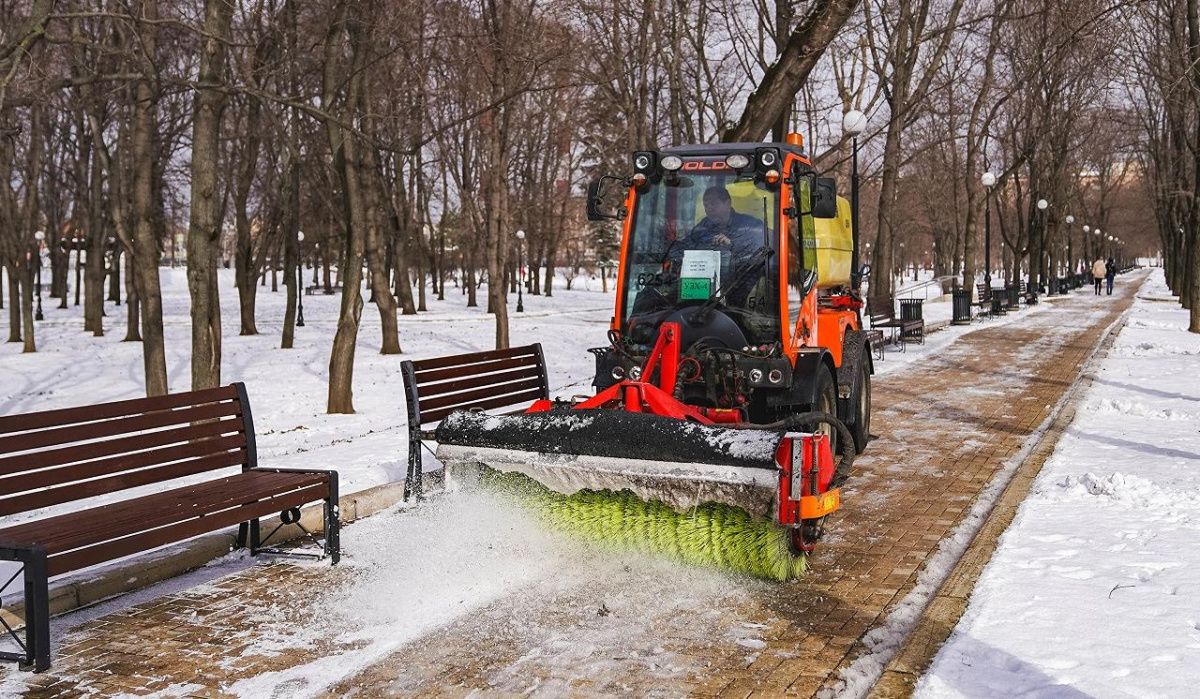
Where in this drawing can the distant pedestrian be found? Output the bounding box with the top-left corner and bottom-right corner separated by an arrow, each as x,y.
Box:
1091,258 -> 1106,295
1105,258 -> 1117,295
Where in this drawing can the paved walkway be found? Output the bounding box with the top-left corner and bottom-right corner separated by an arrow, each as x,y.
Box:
1,277 -> 1143,698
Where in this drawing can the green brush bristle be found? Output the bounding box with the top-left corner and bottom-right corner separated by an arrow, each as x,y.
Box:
478,468 -> 806,581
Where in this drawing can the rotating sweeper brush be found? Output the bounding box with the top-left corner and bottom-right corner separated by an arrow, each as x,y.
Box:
420,137 -> 874,580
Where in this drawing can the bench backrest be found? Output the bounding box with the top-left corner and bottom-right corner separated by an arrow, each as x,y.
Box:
0,384 -> 254,517
401,344 -> 549,427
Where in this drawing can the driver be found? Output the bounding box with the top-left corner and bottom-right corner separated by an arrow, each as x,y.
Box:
667,185 -> 767,307
678,185 -> 764,260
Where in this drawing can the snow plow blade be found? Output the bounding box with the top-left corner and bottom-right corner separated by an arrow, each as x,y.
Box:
433,410 -> 787,515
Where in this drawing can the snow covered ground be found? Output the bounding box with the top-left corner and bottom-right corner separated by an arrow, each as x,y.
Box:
918,269 -> 1200,698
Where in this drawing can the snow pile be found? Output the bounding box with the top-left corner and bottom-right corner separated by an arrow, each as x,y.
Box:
918,269 -> 1200,698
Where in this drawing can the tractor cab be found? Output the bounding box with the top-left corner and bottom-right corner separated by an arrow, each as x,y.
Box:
587,138 -> 856,418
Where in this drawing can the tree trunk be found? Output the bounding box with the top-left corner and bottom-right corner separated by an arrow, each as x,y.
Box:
282,162 -> 299,349
130,22 -> 170,396
325,0 -> 372,413
6,265 -> 20,343
85,125 -> 105,336
363,149 -> 402,352
124,252 -> 141,342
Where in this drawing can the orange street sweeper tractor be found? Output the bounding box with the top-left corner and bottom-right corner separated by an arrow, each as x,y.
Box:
433,134 -> 873,560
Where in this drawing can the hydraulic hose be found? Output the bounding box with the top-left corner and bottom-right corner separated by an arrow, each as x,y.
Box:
740,411 -> 856,487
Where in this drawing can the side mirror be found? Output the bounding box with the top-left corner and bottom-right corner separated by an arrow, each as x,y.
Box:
586,176 -> 627,221
813,177 -> 838,219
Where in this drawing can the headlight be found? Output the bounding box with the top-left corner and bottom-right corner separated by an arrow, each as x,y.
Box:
759,150 -> 777,167
629,366 -> 643,380
768,369 -> 784,384
633,151 -> 656,173
661,155 -> 683,171
611,366 -> 625,380
749,369 -> 764,383
725,154 -> 750,169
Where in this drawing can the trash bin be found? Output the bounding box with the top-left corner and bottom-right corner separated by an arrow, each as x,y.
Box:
991,289 -> 1005,315
1006,283 -> 1020,310
951,288 -> 971,325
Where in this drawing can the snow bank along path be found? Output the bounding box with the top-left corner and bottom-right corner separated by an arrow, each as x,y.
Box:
918,269 -> 1200,698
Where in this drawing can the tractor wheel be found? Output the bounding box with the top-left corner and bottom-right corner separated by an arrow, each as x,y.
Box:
790,364 -> 838,555
851,355 -> 871,454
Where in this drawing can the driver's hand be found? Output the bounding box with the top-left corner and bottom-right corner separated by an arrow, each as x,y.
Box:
713,233 -> 731,246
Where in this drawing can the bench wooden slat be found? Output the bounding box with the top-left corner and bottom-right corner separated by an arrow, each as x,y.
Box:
45,482 -> 330,577
0,471 -> 325,553
412,355 -> 541,384
419,377 -> 546,413
410,345 -> 539,372
0,418 -> 245,477
0,450 -> 249,517
419,388 -> 548,425
0,432 -> 248,497
0,401 -> 242,456
417,366 -> 543,399
0,385 -> 238,435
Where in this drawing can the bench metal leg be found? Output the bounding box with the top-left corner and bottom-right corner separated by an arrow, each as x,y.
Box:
0,547 -> 51,672
325,473 -> 341,565
25,550 -> 50,672
249,518 -> 261,556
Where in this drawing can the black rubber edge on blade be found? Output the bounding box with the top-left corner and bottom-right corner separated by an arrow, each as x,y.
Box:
434,409 -> 785,470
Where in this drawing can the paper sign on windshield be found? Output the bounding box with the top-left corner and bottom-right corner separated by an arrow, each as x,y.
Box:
679,250 -> 721,300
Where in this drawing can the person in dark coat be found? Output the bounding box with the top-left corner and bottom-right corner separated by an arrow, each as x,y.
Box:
1105,258 -> 1116,295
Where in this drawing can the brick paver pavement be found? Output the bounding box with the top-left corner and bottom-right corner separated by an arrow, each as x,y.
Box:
0,277 -> 1142,698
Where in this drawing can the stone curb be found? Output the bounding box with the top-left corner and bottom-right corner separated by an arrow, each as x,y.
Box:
864,283 -> 1139,698
2,475 -> 426,627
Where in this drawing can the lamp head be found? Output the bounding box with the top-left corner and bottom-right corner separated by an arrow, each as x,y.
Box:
1037,199 -> 1049,211
980,172 -> 996,187
516,229 -> 525,240
842,110 -> 867,135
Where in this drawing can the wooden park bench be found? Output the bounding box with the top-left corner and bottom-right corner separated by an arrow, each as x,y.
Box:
974,283 -> 994,319
401,344 -> 549,501
305,283 -> 342,295
0,384 -> 339,672
868,307 -> 922,353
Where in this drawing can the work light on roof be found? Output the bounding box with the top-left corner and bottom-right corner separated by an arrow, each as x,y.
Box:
661,155 -> 683,171
725,154 -> 750,169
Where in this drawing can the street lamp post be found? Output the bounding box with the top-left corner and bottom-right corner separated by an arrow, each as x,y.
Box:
1082,224 -> 1091,265
1064,215 -> 1075,282
843,110 -> 867,292
981,172 -> 996,291
1094,228 -> 1102,261
1036,198 -> 1049,294
72,237 -> 83,306
33,231 -> 45,320
515,229 -> 525,313
296,231 -> 305,327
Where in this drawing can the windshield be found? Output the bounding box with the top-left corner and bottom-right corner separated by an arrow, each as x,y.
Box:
619,171 -> 780,345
